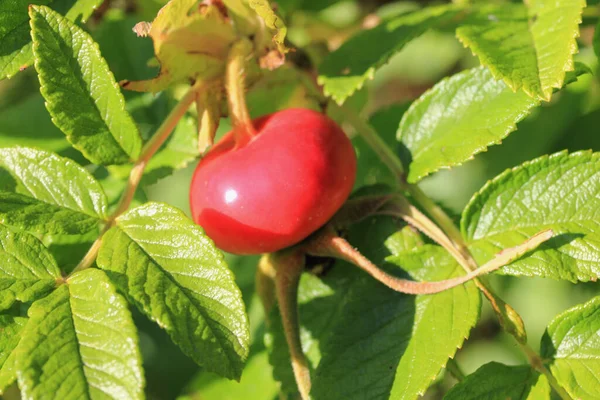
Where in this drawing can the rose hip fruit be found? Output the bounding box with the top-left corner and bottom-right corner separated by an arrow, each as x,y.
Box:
189,108 -> 356,255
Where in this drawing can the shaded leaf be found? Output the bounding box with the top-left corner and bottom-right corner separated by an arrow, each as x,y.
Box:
444,362 -> 550,400
266,216 -> 479,399
0,94 -> 75,158
318,4 -> 460,104
314,243 -> 480,400
0,224 -> 61,311
398,67 -> 539,183
97,202 -> 249,380
0,147 -> 107,234
30,5 -> 143,165
16,269 -> 145,399
0,0 -> 102,80
456,0 -> 584,101
541,296 -> 600,400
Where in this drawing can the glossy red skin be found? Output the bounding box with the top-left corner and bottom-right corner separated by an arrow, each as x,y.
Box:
190,108 -> 357,255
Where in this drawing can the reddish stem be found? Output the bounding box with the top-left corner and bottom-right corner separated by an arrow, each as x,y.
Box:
305,227 -> 553,295
273,250 -> 312,400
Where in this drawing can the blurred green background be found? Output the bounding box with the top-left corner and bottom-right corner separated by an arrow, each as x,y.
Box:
1,0 -> 599,399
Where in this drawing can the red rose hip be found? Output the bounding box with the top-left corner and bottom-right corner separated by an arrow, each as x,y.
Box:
189,108 -> 357,255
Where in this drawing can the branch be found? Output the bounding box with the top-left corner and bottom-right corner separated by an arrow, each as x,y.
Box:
305,226 -> 552,295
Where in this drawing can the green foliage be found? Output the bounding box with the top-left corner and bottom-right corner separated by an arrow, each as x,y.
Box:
444,362 -> 549,400
457,0 -> 585,101
541,296 -> 600,399
398,67 -> 539,183
0,147 -> 108,234
30,6 -> 142,165
1,0 -> 600,399
97,202 -> 250,380
16,269 -> 144,399
247,0 -> 288,54
265,219 -> 480,399
462,151 -> 600,282
318,5 -> 460,104
0,0 -> 102,80
0,314 -> 27,393
0,225 -> 61,311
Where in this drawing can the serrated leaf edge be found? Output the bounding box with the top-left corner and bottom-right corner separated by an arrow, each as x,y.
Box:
28,5 -> 142,165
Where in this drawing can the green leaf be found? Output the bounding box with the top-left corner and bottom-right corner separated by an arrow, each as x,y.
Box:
444,362 -> 550,400
0,0 -> 102,80
30,5 -> 143,165
0,314 -> 28,393
462,151 -> 600,282
318,4 -> 460,105
97,202 -> 250,380
16,269 -> 145,399
317,244 -> 479,400
0,225 -> 61,311
0,147 -> 108,234
267,216 -> 479,399
398,67 -> 539,183
541,296 -> 600,399
456,0 -> 585,101
265,218 -> 420,396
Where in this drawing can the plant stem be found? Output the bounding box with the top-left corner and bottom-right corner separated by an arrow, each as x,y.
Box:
70,224 -> 111,274
406,184 -> 473,261
331,103 -> 407,189
273,250 -> 312,400
256,253 -> 278,316
520,344 -> 573,400
445,359 -> 465,382
69,83 -> 201,277
226,38 -> 257,143
339,105 -> 529,341
306,227 -> 552,295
